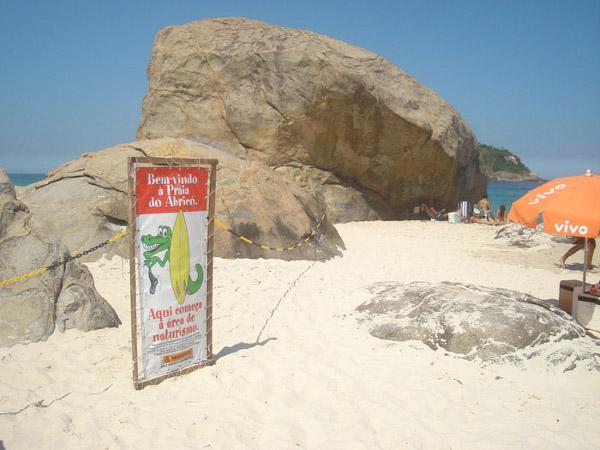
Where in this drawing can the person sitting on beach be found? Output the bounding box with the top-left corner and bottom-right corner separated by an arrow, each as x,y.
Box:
470,195 -> 494,224
469,202 -> 507,226
420,203 -> 448,221
473,195 -> 492,219
556,237 -> 596,270
469,215 -> 490,224
479,194 -> 492,210
495,204 -> 507,224
469,216 -> 505,226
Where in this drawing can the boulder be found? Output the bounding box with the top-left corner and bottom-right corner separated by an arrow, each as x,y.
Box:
20,138 -> 344,261
356,281 -> 600,370
272,164 -> 386,223
0,169 -> 16,198
137,18 -> 486,220
0,169 -> 120,347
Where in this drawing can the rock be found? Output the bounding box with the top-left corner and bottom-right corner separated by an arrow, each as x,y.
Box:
20,138 -> 345,261
487,171 -> 543,182
0,169 -> 16,198
551,235 -> 575,245
25,176 -> 130,260
478,144 -> 543,182
56,261 -> 120,332
0,193 -> 29,241
356,281 -> 600,370
494,223 -> 554,247
137,18 -> 486,220
272,164 -> 386,222
0,172 -> 120,347
14,185 -> 26,200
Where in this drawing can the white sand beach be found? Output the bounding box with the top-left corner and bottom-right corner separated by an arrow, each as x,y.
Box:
1,221 -> 599,449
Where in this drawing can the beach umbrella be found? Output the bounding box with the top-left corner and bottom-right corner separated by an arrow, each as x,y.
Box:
507,169 -> 600,289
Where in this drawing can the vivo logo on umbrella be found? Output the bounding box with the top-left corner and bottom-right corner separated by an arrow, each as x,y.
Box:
554,221 -> 589,235
528,183 -> 567,205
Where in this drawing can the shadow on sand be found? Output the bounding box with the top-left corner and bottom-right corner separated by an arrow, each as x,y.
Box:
214,338 -> 277,361
563,262 -> 596,273
542,298 -> 559,308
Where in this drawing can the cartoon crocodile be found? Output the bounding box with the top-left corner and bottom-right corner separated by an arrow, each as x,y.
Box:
141,222 -> 203,298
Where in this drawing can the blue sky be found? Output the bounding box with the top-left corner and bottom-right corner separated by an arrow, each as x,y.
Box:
1,0 -> 599,178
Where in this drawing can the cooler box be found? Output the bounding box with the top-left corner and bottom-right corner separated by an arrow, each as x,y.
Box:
559,280 -> 586,314
572,287 -> 600,333
448,211 -> 459,224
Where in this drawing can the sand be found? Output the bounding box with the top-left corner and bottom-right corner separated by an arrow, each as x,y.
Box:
1,221 -> 599,449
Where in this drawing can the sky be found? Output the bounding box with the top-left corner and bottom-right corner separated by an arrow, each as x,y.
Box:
0,0 -> 599,178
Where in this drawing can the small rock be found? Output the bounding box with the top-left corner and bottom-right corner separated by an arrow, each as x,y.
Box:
495,223 -> 554,247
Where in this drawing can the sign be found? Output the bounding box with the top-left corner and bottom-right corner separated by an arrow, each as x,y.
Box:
128,158 -> 217,389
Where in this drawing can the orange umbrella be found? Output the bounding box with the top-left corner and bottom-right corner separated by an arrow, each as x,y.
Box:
508,169 -> 600,288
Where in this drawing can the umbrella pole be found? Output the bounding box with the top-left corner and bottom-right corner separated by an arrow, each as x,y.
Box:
583,238 -> 588,292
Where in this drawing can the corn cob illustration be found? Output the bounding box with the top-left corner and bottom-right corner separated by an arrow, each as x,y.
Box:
142,210 -> 203,302
170,210 -> 190,303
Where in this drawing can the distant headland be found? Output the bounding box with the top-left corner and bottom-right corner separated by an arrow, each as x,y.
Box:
478,144 -> 544,182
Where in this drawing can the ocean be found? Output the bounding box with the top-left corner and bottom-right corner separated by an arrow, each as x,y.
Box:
7,173 -> 46,186
487,180 -> 544,213
7,173 -> 540,212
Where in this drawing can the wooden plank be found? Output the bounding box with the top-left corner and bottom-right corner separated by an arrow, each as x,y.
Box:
127,157 -> 140,389
206,160 -> 217,362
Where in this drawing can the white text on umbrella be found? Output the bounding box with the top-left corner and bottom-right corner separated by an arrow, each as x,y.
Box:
527,183 -> 567,205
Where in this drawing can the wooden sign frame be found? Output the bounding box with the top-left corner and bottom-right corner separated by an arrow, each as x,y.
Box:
128,157 -> 217,390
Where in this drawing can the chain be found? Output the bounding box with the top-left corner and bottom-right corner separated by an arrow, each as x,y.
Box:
0,210 -> 325,288
213,213 -> 326,252
0,229 -> 129,288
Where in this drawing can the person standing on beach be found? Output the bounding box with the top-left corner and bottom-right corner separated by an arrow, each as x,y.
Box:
557,237 -> 596,270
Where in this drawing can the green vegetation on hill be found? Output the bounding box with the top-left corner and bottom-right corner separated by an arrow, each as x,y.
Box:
478,144 -> 538,181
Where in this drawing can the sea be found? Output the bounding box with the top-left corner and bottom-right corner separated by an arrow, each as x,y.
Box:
487,180 -> 544,213
7,173 -> 46,186
7,174 -> 541,212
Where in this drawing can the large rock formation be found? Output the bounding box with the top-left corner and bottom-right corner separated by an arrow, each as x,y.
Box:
0,169 -> 120,347
137,18 -> 486,221
20,138 -> 344,261
356,281 -> 600,370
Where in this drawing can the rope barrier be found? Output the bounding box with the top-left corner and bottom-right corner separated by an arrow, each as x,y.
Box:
0,214 -> 325,288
